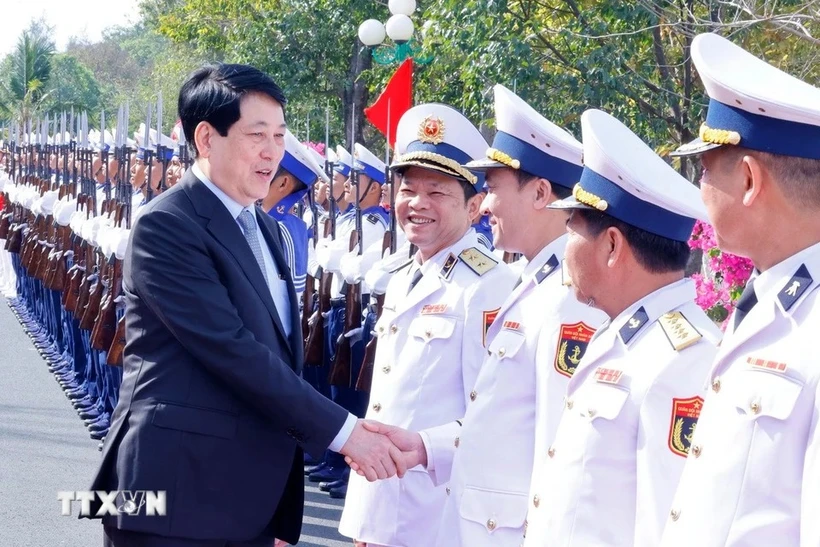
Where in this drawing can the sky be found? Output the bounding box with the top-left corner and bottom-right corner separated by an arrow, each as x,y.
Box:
0,0 -> 141,57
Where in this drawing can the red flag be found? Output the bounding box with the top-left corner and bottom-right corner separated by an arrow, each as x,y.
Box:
364,58 -> 413,148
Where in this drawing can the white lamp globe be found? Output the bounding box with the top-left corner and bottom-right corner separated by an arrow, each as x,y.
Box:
389,0 -> 416,16
386,14 -> 414,43
358,19 -> 386,46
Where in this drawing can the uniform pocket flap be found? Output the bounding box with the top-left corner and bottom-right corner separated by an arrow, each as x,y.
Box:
152,402 -> 238,439
488,329 -> 526,360
585,383 -> 630,420
408,315 -> 457,341
458,485 -> 528,532
727,369 -> 804,420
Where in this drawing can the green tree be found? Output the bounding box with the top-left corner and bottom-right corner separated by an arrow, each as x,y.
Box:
0,19 -> 56,127
44,54 -> 102,117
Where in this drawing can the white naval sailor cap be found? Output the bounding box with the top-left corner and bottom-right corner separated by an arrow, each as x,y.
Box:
390,103 -> 487,186
279,130 -> 320,187
333,145 -> 353,177
467,84 -> 583,190
550,109 -> 708,243
353,143 -> 386,184
673,32 -> 820,159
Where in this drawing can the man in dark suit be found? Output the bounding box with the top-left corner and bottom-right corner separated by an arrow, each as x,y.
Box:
86,63 -> 406,547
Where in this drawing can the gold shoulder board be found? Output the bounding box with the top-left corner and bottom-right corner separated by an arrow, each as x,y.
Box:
458,247 -> 498,277
658,311 -> 702,351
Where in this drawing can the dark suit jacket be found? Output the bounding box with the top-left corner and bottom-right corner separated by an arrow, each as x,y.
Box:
87,170 -> 348,544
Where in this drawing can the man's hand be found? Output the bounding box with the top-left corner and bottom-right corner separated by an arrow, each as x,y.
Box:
345,421 -> 427,477
339,419 -> 408,482
273,539 -> 288,547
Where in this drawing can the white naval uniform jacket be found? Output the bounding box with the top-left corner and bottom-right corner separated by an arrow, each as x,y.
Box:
433,235 -> 607,547
338,230 -> 516,547
660,242 -> 820,547
524,278 -> 721,547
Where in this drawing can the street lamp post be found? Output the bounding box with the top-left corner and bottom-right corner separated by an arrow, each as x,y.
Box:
358,0 -> 432,65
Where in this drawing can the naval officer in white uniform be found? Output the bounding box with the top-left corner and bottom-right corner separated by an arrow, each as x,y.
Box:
523,109 -> 722,547
426,84 -> 607,546
660,32 -> 820,547
338,103 -> 516,547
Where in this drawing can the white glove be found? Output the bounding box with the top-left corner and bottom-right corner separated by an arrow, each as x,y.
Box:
340,252 -> 364,284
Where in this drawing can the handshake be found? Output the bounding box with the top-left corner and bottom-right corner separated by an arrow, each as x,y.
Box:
338,420 -> 427,482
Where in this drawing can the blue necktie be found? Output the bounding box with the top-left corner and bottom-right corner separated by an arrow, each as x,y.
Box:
734,278 -> 757,329
237,209 -> 267,280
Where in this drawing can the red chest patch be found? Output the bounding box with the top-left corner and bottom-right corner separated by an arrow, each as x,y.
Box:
668,396 -> 704,457
482,308 -> 500,347
554,322 -> 595,378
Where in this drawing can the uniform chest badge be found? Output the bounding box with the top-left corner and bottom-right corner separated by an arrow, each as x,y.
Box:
669,396 -> 704,457
502,320 -> 521,331
421,304 -> 448,315
555,322 -> 595,378
483,308 -> 500,348
594,367 -> 623,384
746,356 -> 787,373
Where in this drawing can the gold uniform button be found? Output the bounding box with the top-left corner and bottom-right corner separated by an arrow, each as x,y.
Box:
498,347 -> 506,357
487,519 -> 497,531
454,436 -> 460,448
533,495 -> 540,508
382,365 -> 391,374
377,325 -> 385,334
670,509 -> 681,521
566,399 -> 574,410
446,487 -> 451,495
712,377 -> 721,393
548,447 -> 555,458
588,408 -> 597,418
470,390 -> 477,402
692,444 -> 702,457
750,401 -> 761,414
425,329 -> 432,338
372,403 -> 382,412
390,324 -> 398,334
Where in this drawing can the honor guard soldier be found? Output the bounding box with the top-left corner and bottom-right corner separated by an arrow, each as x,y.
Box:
523,109 -> 721,547
423,84 -> 607,546
309,143 -> 388,496
261,129 -> 326,294
338,103 -> 517,547
660,33 -> 820,547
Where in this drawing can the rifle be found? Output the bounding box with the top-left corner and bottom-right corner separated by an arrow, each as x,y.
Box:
355,229 -> 392,393
304,218 -> 331,365
92,203 -> 124,351
328,228 -> 361,387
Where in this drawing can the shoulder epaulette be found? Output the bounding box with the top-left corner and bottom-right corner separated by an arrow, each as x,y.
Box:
458,246 -> 498,277
658,311 -> 702,351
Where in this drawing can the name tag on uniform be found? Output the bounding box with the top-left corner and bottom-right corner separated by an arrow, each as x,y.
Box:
594,367 -> 624,385
421,304 -> 448,315
746,356 -> 787,373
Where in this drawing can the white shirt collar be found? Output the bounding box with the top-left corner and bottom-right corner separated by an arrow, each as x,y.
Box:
192,162 -> 248,220
521,233 -> 568,282
752,240 -> 820,302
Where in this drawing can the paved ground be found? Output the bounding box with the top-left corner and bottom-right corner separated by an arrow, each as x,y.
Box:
0,299 -> 348,546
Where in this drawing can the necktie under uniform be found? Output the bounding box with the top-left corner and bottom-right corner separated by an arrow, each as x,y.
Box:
733,278 -> 758,330
238,209 -> 268,279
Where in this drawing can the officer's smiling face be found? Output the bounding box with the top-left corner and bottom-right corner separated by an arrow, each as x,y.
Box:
565,210 -> 608,309
397,166 -> 480,261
